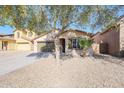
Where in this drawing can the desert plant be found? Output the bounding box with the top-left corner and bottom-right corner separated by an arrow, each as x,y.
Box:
79,38 -> 93,56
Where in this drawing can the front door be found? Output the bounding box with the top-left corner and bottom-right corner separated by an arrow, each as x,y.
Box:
60,39 -> 65,53
2,41 -> 8,50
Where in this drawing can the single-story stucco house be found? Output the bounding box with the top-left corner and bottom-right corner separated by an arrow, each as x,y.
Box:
33,29 -> 92,57
54,29 -> 92,56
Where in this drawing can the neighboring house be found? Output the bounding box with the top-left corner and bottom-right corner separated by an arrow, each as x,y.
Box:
0,29 -> 37,51
0,34 -> 16,50
92,15 -> 124,56
14,29 -> 37,51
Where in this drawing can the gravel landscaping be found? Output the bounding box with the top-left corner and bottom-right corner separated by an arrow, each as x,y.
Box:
0,54 -> 124,88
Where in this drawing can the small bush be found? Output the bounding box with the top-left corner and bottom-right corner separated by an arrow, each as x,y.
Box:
120,50 -> 124,57
79,38 -> 93,50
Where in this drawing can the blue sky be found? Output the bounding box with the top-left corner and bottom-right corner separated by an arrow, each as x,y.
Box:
0,24 -> 115,34
0,24 -> 94,34
0,25 -> 15,34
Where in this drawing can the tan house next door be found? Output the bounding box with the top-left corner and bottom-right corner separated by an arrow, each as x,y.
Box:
2,41 -> 8,50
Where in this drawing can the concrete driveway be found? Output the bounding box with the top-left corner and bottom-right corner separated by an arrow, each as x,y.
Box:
0,51 -> 50,76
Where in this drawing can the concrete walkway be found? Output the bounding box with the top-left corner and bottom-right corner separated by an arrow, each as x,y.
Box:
0,51 -> 47,76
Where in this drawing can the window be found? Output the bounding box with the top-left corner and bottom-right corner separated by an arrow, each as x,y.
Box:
72,39 -> 77,48
17,32 -> 20,38
28,32 -> 33,37
69,38 -> 80,49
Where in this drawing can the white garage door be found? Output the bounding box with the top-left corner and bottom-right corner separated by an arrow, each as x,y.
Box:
16,42 -> 31,51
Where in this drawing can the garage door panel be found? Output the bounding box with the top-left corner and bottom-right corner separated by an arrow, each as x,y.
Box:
37,42 -> 55,52
16,43 -> 31,51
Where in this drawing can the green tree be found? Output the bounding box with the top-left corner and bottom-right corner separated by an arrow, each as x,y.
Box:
0,5 -> 124,33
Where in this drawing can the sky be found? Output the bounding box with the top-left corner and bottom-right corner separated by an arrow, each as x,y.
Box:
0,24 -> 94,34
0,25 -> 15,34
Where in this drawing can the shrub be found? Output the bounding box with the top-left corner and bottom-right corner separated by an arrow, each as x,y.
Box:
79,38 -> 93,50
79,38 -> 93,56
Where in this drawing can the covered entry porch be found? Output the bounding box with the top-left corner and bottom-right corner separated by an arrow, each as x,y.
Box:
55,30 -> 91,59
59,37 -> 81,56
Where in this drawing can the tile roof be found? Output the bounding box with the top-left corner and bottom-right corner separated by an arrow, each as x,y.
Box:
0,37 -> 15,41
56,29 -> 93,37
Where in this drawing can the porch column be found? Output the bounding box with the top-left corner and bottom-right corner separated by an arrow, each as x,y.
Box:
55,38 -> 60,63
29,42 -> 33,51
34,41 -> 38,52
65,37 -> 69,54
0,41 -> 2,50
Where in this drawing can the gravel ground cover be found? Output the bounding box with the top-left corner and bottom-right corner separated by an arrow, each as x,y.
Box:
0,54 -> 124,88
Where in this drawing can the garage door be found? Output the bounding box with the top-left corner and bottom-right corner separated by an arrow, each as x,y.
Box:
8,41 -> 16,50
16,42 -> 31,51
37,41 -> 55,52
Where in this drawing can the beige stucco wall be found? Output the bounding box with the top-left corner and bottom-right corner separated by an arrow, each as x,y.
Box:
35,34 -> 50,42
92,43 -> 100,54
14,30 -> 33,51
25,29 -> 37,39
34,30 -> 59,42
16,38 -> 30,43
0,41 -> 2,50
14,30 -> 27,39
14,30 -> 29,43
14,30 -> 41,40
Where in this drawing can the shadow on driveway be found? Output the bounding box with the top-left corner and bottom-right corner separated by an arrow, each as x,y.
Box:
26,52 -> 56,59
60,53 -> 74,61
